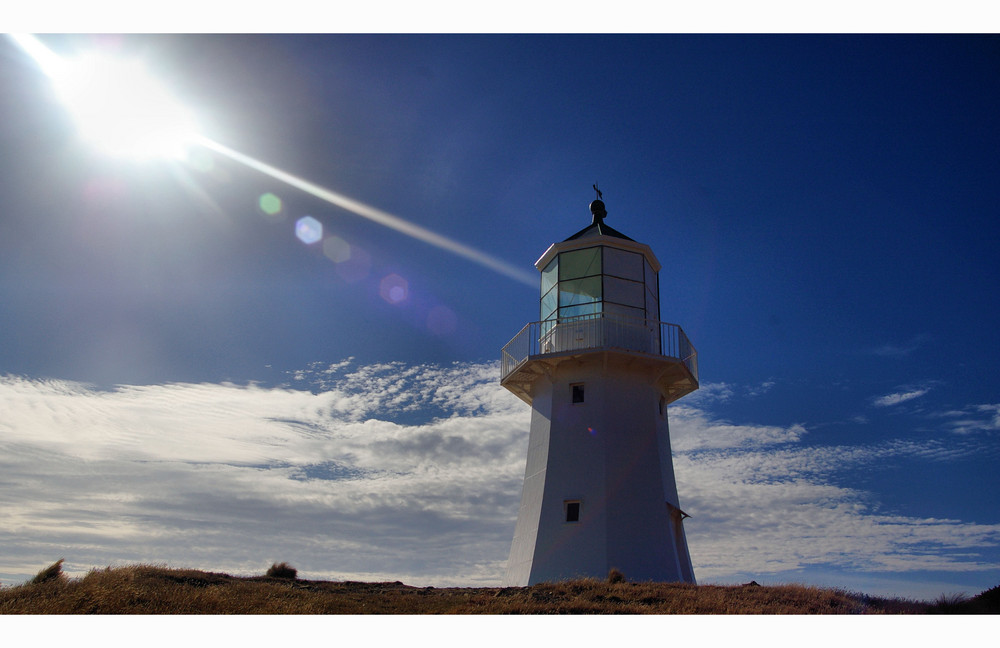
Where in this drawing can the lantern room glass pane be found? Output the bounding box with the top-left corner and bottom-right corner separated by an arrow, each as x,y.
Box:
604,247 -> 643,281
541,286 -> 558,320
560,302 -> 601,319
604,302 -> 645,320
559,276 -> 601,307
646,290 -> 659,321
645,258 -> 658,298
559,247 -> 601,281
541,257 -> 558,297
603,276 -> 645,310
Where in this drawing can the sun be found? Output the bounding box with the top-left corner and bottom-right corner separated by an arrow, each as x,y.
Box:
12,35 -> 199,160
54,52 -> 200,160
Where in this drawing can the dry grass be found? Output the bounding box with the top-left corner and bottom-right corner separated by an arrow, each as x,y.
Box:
3,564 -> 978,614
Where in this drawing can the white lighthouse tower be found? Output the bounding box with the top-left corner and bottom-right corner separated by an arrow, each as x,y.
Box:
499,193 -> 699,586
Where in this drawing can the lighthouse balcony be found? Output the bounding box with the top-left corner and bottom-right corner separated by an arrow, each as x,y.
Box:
501,312 -> 698,405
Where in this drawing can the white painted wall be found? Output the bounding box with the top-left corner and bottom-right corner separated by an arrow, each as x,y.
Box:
501,353 -> 695,586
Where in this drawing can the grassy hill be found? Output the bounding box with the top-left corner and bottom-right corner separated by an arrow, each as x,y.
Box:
2,561 -> 997,614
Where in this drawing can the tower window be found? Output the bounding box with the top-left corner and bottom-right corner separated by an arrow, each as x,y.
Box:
564,500 -> 581,523
571,383 -> 585,403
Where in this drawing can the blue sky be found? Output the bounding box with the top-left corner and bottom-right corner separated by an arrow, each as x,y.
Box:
1,28 -> 999,601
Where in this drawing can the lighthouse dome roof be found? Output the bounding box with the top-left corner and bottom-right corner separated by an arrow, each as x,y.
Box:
564,198 -> 634,242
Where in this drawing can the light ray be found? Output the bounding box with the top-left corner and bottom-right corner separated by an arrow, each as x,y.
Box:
9,33 -> 65,78
197,136 -> 537,287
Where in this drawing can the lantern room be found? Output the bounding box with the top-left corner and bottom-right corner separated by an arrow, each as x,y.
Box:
536,199 -> 662,324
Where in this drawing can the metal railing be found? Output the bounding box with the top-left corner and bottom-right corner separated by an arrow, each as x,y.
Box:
501,312 -> 698,383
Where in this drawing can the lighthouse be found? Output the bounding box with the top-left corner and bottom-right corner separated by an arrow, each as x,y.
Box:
499,193 -> 699,586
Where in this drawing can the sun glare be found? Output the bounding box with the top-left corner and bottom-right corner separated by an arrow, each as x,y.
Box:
11,35 -> 199,159
55,53 -> 200,159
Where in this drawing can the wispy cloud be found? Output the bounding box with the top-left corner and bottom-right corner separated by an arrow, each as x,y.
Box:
935,403 -> 1000,435
869,334 -> 931,359
1,365 -> 997,597
745,381 -> 775,397
872,387 -> 931,407
682,379 -> 773,405
681,381 -> 734,406
670,403 -> 805,452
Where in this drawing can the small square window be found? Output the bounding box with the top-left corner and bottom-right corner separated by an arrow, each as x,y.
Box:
571,383 -> 585,404
565,500 -> 581,523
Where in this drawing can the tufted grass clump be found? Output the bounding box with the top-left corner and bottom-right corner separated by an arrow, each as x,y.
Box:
266,562 -> 298,580
30,559 -> 65,585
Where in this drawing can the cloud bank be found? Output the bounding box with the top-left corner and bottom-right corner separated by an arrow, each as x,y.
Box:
1,362 -> 998,597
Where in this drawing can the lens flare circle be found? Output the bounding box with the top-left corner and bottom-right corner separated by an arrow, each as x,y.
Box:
379,274 -> 409,305
426,305 -> 457,336
295,216 -> 323,244
322,236 -> 351,263
336,245 -> 371,283
258,192 -> 283,217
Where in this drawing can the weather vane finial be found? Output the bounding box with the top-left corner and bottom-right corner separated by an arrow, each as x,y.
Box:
593,183 -> 603,201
